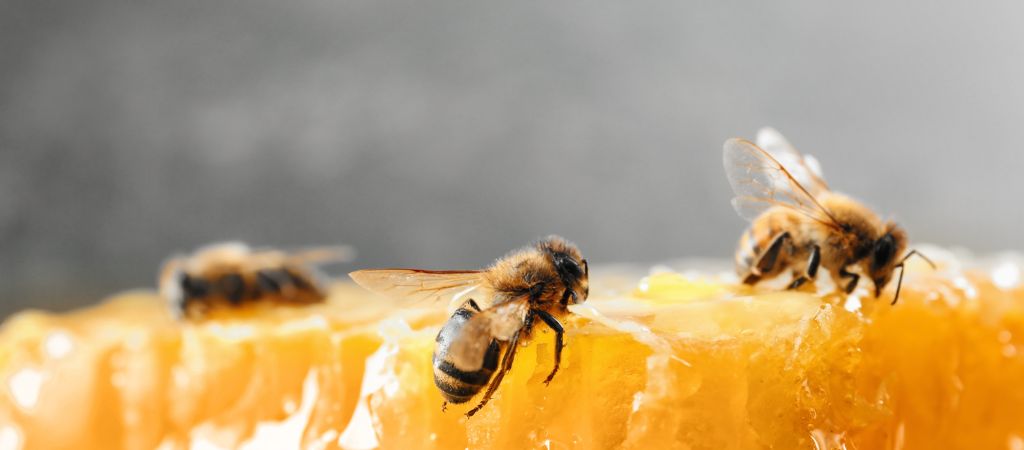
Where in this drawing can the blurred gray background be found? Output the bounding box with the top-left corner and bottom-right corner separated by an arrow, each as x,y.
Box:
2,0 -> 1022,317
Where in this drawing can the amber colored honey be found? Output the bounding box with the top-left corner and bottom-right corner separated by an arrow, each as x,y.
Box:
2,258 -> 1024,449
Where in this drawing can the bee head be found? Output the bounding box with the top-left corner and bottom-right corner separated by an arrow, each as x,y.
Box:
538,236 -> 590,305
867,223 -> 908,297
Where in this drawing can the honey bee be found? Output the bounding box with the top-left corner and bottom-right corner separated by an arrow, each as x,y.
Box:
724,128 -> 932,304
349,236 -> 589,417
159,242 -> 351,319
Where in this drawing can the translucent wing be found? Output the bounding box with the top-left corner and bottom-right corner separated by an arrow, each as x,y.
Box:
348,269 -> 484,305
723,138 -> 841,227
756,127 -> 829,196
449,299 -> 529,371
285,245 -> 354,265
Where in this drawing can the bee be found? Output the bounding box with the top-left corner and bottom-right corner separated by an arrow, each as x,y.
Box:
159,242 -> 350,319
349,236 -> 589,417
723,128 -> 932,304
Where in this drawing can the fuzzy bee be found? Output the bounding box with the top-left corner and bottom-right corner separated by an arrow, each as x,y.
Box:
724,128 -> 932,304
349,236 -> 589,416
159,242 -> 350,319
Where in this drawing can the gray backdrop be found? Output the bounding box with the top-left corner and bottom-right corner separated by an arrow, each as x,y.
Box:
2,0 -> 1022,317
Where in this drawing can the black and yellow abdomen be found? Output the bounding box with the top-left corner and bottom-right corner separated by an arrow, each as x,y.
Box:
735,208 -> 807,283
432,304 -> 501,404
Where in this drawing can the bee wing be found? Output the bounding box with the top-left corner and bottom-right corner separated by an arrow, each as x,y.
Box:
755,127 -> 829,196
348,269 -> 484,305
286,245 -> 355,265
723,138 -> 841,227
449,299 -> 529,371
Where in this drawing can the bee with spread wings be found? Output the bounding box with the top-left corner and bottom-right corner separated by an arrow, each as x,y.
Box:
724,127 -> 932,304
349,236 -> 589,417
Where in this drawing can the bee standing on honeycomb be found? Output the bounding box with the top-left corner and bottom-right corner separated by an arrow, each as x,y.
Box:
159,242 -> 350,319
724,128 -> 933,304
350,236 -> 589,417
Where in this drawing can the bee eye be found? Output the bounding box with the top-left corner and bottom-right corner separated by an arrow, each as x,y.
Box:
872,234 -> 896,271
554,255 -> 583,279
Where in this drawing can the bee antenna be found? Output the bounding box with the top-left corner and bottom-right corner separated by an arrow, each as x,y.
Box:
899,249 -> 936,269
891,249 -> 936,306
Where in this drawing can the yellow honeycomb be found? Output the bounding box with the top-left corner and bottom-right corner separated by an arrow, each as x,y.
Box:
2,256 -> 1024,449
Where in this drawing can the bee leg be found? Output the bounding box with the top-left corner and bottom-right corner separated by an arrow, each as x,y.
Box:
742,272 -> 762,284
788,276 -> 808,289
787,245 -> 821,290
532,309 -> 564,385
839,267 -> 860,294
750,232 -> 791,281
441,401 -> 448,412
566,289 -> 581,307
465,298 -> 482,312
466,330 -> 522,418
558,288 -> 582,308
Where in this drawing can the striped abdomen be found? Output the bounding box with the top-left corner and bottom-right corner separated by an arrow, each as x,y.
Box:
172,267 -> 325,318
735,209 -> 806,283
432,305 -> 501,404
